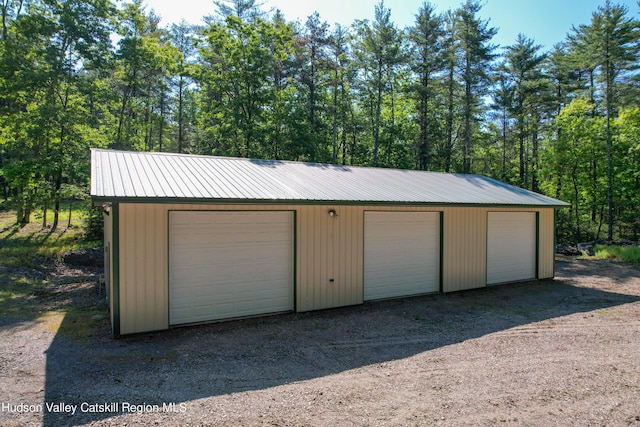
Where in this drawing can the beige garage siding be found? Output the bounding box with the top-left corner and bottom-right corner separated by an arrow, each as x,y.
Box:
441,207 -> 487,292
114,203 -> 557,335
118,203 -> 168,334
296,205 -> 364,311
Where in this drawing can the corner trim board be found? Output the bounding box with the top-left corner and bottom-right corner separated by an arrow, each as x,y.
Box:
112,203 -> 120,338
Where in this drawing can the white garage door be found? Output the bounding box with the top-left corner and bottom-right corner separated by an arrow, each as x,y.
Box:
487,212 -> 536,285
364,211 -> 440,301
169,211 -> 294,325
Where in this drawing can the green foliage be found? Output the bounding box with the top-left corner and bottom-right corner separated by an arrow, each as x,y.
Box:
614,108 -> 640,240
408,2 -> 444,171
454,0 -> 497,174
0,0 -> 114,229
0,0 -> 639,243
112,1 -> 181,151
0,272 -> 48,321
568,1 -> 640,241
541,99 -> 607,242
197,15 -> 297,158
0,207 -> 100,268
594,245 -> 640,266
352,1 -> 404,167
82,200 -> 104,241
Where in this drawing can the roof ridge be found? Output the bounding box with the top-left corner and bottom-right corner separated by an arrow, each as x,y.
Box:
91,148 -> 459,176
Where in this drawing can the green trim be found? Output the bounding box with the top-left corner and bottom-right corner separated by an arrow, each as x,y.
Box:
112,203 -> 120,338
439,211 -> 444,293
293,210 -> 297,313
485,211 -> 489,287
553,208 -> 557,278
361,211 -> 366,303
91,196 -> 569,209
166,210 -> 171,327
536,211 -> 540,279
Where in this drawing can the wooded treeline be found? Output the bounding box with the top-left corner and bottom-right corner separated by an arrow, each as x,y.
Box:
1,0 -> 639,242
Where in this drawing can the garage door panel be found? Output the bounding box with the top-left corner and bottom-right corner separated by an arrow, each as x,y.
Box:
487,212 -> 536,285
169,211 -> 294,325
364,212 -> 440,301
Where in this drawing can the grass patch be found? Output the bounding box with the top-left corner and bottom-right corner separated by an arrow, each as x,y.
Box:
0,272 -> 49,318
0,208 -> 104,335
594,308 -> 626,317
0,206 -> 100,268
56,306 -> 107,341
594,244 -> 640,267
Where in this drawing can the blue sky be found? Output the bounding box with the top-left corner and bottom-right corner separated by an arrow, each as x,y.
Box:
144,0 -> 639,50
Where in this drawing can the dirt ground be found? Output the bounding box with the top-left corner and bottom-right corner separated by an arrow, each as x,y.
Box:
1,256 -> 639,427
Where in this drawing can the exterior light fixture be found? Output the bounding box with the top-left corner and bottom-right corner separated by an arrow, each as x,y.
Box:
328,209 -> 338,217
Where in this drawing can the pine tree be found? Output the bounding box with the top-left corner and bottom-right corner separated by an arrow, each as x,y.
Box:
454,0 -> 496,174
301,12 -> 331,159
328,24 -> 353,164
504,34 -> 547,190
170,21 -> 199,153
490,62 -> 515,182
408,2 -> 444,171
569,1 -> 640,241
353,1 -> 403,167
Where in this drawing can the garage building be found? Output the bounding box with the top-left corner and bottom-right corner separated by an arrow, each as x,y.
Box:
91,149 -> 568,337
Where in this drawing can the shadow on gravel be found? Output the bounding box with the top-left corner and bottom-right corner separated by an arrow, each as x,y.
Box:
43,259 -> 640,426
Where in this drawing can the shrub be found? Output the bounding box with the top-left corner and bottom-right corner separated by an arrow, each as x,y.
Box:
594,245 -> 640,266
83,200 -> 104,242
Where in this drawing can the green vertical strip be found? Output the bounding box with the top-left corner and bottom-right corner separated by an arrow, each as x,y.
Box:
439,211 -> 444,293
293,210 -> 297,313
167,210 -> 172,327
536,211 -> 540,280
112,203 -> 121,338
485,211 -> 489,287
361,211 -> 366,303
553,209 -> 557,278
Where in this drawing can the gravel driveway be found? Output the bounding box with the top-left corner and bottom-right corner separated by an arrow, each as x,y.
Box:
1,257 -> 639,426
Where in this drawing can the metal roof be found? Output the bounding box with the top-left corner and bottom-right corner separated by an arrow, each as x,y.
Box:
90,149 -> 569,206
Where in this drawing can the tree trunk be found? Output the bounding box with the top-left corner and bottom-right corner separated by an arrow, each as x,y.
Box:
67,200 -> 72,228
531,117 -> 539,193
51,174 -> 61,231
332,70 -> 338,164
178,75 -> 185,153
445,64 -> 454,173
158,84 -> 165,152
605,56 -> 613,242
463,53 -> 472,174
372,66 -> 383,167
501,108 -> 507,180
572,166 -> 581,242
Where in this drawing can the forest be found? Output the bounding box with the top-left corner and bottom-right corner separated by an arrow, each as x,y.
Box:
0,0 -> 639,242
